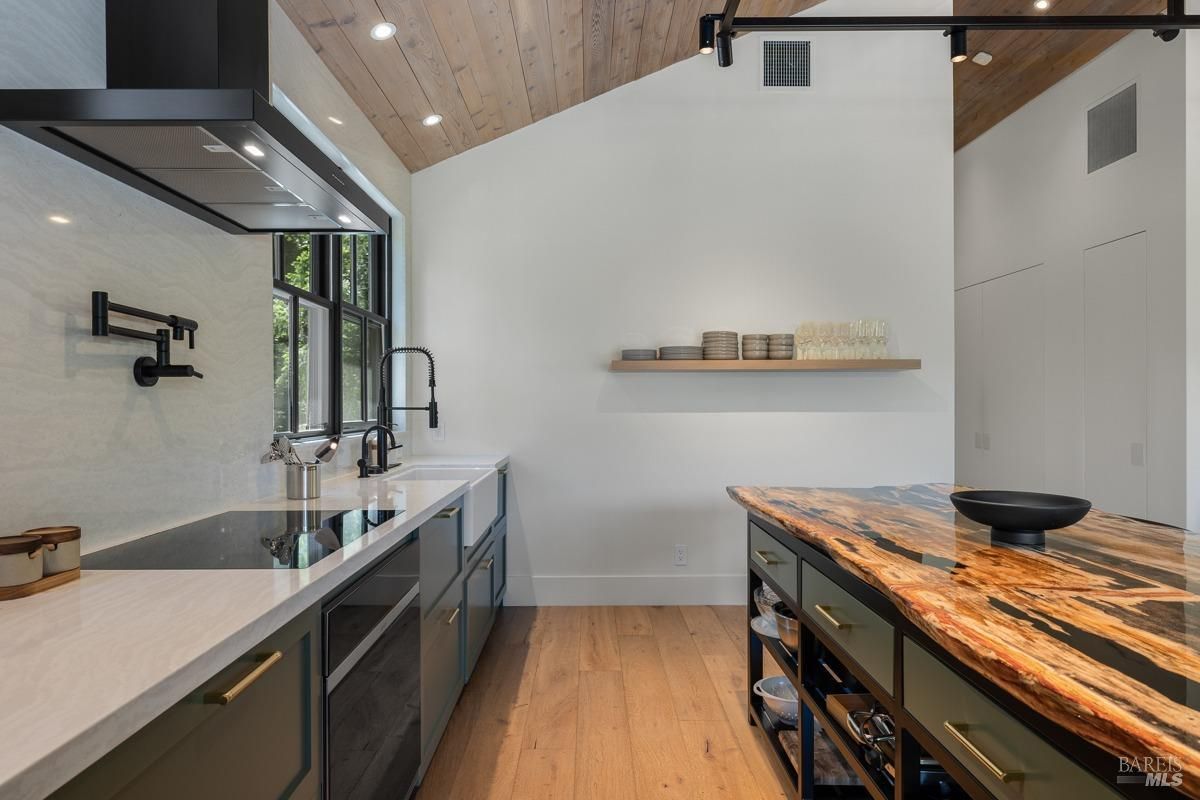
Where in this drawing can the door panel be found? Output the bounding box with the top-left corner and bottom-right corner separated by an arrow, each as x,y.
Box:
955,284 -> 985,487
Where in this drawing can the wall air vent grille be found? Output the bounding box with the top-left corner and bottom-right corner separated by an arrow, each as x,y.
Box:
762,40 -> 811,88
1087,84 -> 1137,174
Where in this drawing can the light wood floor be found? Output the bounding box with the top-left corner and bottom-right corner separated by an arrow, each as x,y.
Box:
416,605 -> 791,800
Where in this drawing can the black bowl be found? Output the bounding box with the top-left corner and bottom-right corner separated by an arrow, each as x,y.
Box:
949,490 -> 1091,546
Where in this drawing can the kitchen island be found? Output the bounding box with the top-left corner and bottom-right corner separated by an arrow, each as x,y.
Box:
729,483 -> 1198,800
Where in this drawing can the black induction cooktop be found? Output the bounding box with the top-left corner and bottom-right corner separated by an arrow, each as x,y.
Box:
82,508 -> 400,571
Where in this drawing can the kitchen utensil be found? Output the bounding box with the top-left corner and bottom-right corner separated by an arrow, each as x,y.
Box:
25,526 -> 81,575
754,676 -> 799,725
286,463 -> 321,500
750,614 -> 780,640
949,490 -> 1091,546
313,435 -> 340,464
773,601 -> 800,651
760,583 -> 781,605
753,586 -> 776,619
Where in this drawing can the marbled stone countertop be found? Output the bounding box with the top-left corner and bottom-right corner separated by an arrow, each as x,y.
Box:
0,455 -> 506,800
729,483 -> 1200,798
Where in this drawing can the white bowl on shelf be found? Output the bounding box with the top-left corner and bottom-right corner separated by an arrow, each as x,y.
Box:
754,676 -> 799,725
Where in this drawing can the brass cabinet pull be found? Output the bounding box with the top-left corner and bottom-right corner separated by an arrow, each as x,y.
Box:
435,507 -> 460,519
483,558 -> 495,570
752,549 -> 781,566
446,607 -> 461,625
813,604 -> 850,630
943,722 -> 1021,783
204,651 -> 283,705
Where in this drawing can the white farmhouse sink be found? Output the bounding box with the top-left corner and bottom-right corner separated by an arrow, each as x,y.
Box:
391,466 -> 499,547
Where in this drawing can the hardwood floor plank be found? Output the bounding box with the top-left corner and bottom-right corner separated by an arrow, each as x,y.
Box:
512,748 -> 577,799
523,607 -> 583,750
614,605 -> 653,635
575,670 -> 636,799
645,606 -> 727,721
680,718 -> 771,800
547,0 -> 585,109
510,0 -> 561,121
704,655 -> 791,800
579,606 -> 622,671
680,605 -> 742,661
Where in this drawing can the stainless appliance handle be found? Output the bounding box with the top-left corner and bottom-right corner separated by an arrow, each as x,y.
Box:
327,582 -> 420,692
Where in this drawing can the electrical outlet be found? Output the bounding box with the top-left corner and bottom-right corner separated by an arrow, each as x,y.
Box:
674,545 -> 688,567
432,422 -> 445,442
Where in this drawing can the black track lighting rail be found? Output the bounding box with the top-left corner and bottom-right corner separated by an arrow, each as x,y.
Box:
702,0 -> 1194,66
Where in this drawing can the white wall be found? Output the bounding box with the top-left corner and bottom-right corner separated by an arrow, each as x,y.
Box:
955,31 -> 1187,526
410,0 -> 955,605
0,1 -> 412,552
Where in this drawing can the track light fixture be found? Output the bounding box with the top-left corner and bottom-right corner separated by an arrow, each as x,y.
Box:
716,31 -> 733,67
700,15 -> 717,54
948,27 -> 968,62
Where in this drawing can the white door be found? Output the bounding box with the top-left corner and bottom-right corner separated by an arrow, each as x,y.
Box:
955,284 -> 985,487
1083,232 -> 1149,518
980,266 -> 1046,492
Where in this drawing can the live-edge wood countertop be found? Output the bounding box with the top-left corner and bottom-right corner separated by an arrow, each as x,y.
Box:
729,483 -> 1200,798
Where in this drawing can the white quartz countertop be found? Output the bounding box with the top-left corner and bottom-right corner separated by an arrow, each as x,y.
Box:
0,455 -> 506,800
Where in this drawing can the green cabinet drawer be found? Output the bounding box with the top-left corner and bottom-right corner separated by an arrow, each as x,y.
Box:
801,561 -> 894,692
420,500 -> 463,616
749,523 -> 798,603
421,579 -> 464,758
465,541 -> 497,677
493,516 -> 507,604
51,609 -> 320,800
904,639 -> 1122,800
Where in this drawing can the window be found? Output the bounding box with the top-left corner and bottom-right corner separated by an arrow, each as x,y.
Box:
273,230 -> 390,436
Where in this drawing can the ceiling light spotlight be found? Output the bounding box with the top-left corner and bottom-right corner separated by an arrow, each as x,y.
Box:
327,116 -> 344,125
948,28 -> 968,63
48,214 -> 70,224
699,15 -> 716,55
337,214 -> 353,225
242,143 -> 265,158
972,51 -> 993,66
421,113 -> 443,127
715,32 -> 733,67
370,22 -> 397,40
1034,0 -> 1050,9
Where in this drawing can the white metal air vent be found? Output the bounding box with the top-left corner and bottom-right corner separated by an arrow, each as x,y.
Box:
761,40 -> 812,88
1088,84 -> 1137,173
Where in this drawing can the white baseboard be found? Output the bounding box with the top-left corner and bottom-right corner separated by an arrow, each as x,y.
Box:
503,573 -> 745,606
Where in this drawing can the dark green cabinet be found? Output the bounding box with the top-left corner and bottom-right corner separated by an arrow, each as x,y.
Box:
465,541 -> 497,676
51,608 -> 321,800
492,516 -> 507,604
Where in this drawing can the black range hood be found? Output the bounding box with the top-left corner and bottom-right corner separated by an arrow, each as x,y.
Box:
0,0 -> 388,235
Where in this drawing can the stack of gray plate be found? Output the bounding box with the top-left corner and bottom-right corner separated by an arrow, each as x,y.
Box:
659,345 -> 703,360
702,331 -> 739,360
768,333 -> 795,360
622,349 -> 658,361
741,334 -> 769,360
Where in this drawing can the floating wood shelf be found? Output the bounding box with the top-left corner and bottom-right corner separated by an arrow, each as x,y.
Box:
609,358 -> 921,373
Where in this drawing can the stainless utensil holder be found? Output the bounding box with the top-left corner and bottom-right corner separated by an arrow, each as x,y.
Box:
286,463 -> 321,500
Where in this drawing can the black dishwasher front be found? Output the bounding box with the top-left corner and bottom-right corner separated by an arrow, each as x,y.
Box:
323,536 -> 420,800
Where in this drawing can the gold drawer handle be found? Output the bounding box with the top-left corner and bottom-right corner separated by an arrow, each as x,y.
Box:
813,604 -> 851,630
204,651 -> 283,705
446,607 -> 461,625
483,558 -> 495,570
435,507 -> 460,519
752,549 -> 781,566
943,722 -> 1022,783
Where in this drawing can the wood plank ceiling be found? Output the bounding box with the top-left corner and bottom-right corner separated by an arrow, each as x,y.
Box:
280,0 -> 1168,170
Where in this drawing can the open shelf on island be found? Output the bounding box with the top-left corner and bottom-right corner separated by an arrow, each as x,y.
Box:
609,359 -> 921,373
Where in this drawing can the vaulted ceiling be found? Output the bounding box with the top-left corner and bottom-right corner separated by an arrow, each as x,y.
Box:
280,0 -> 1167,171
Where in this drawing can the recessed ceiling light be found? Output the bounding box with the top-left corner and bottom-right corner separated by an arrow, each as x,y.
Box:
48,214 -> 70,224
422,113 -> 443,127
327,116 -> 344,125
337,214 -> 353,225
1034,0 -> 1050,9
242,143 -> 265,158
972,51 -> 993,66
370,22 -> 397,40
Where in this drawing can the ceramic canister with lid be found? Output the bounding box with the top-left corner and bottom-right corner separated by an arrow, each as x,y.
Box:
26,526 -> 81,575
0,535 -> 43,587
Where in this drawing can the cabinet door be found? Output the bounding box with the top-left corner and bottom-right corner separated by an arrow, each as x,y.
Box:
421,581 -> 464,759
52,609 -> 320,800
1084,233 -> 1149,518
955,284 -> 985,487
420,501 -> 463,617
465,542 -> 497,677
493,517 -> 507,604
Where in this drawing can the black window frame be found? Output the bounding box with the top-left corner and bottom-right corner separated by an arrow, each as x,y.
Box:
273,226 -> 391,439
